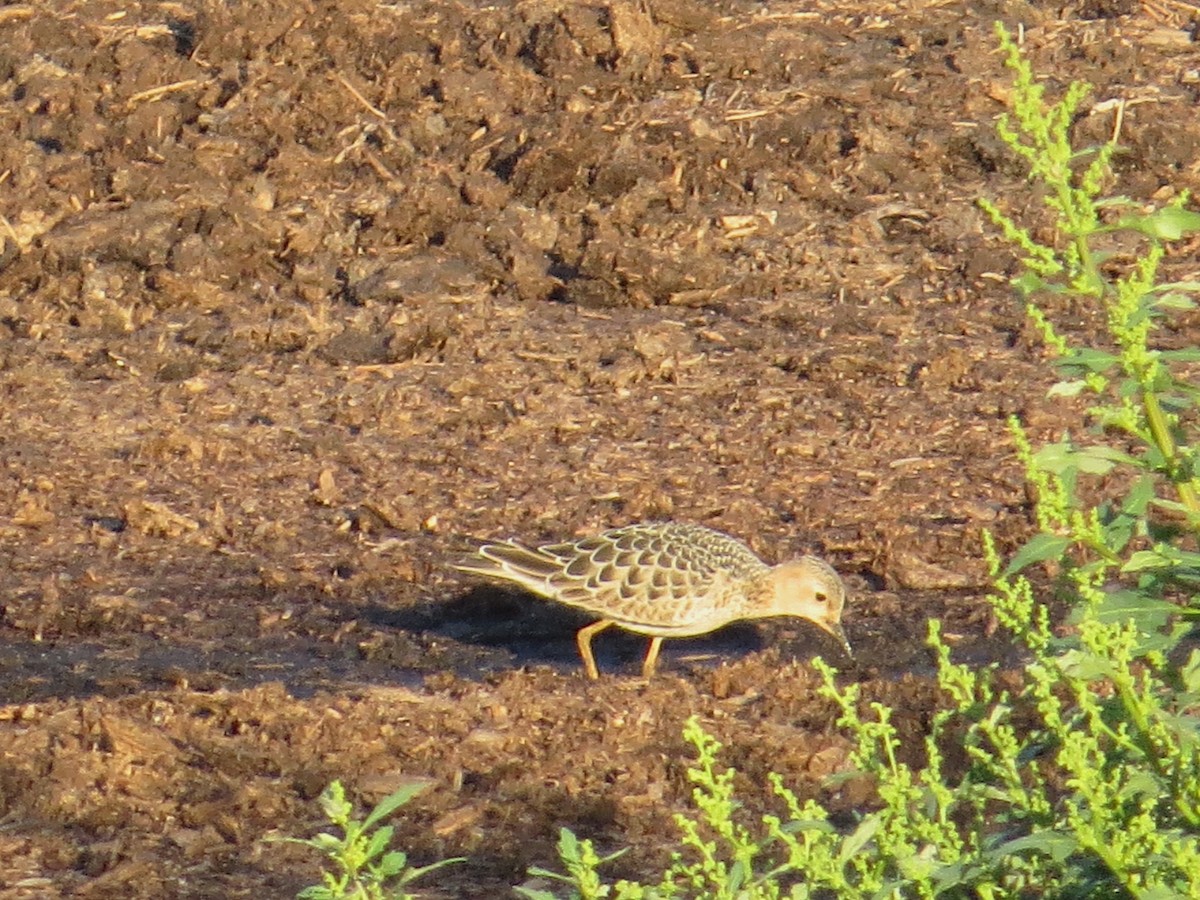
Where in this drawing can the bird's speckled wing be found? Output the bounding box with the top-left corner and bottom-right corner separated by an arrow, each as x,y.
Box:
454,522 -> 770,632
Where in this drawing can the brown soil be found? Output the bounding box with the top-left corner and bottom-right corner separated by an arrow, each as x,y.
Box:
2,0 -> 1199,896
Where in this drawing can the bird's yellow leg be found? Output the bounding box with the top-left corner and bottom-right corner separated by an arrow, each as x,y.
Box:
576,619 -> 615,680
641,636 -> 664,678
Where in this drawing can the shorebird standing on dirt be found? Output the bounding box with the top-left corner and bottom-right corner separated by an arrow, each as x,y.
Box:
453,522 -> 851,679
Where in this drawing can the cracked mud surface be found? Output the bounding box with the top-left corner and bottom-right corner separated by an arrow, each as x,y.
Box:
3,0 -> 1200,895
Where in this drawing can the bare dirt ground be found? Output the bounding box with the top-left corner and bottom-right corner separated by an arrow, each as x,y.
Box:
2,0 -> 1200,896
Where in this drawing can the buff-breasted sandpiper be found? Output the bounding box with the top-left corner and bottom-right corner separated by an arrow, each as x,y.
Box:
453,522 -> 850,679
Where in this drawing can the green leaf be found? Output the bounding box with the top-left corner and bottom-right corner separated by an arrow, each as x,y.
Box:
897,846 -> 939,880
727,858 -> 749,893
375,850 -> 408,878
1125,545 -> 1200,580
778,818 -> 836,836
1134,628 -> 1186,656
372,854 -> 405,883
1118,769 -> 1163,803
1058,646 -> 1114,679
1083,588 -> 1177,631
1117,206 -> 1200,239
556,828 -> 582,864
1081,444 -> 1141,468
1004,534 -> 1072,575
1094,195 -> 1137,209
1032,442 -> 1135,476
363,825 -> 395,863
405,857 -> 467,882
1013,270 -> 1053,296
1142,886 -> 1198,900
839,815 -> 880,862
993,831 -> 1079,862
1060,348 -> 1121,374
1121,475 -> 1156,518
1161,348 -> 1200,362
522,865 -> 577,886
1152,497 -> 1200,520
1180,650 -> 1200,693
1102,477 -> 1154,552
362,782 -> 429,831
1047,379 -> 1090,397
1174,549 -> 1200,572
1154,293 -> 1197,311
1123,550 -> 1172,573
310,833 -> 343,853
1151,279 -> 1200,293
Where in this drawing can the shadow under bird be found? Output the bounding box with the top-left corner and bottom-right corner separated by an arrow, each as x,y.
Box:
452,521 -> 851,679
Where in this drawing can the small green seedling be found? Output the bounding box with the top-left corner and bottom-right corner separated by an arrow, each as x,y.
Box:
267,780 -> 464,900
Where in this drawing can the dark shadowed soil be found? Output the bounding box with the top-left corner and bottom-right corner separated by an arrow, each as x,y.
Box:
3,0 -> 1200,896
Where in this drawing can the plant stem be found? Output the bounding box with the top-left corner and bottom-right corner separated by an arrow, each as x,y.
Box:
1143,390 -> 1200,515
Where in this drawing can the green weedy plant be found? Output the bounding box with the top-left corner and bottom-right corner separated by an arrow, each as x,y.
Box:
936,20 -> 1200,894
520,22 -> 1200,898
977,22 -> 1200,647
267,780 -> 463,900
518,826 -> 632,900
516,716 -> 865,900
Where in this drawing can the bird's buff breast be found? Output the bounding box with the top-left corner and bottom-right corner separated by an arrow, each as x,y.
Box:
584,601 -> 740,638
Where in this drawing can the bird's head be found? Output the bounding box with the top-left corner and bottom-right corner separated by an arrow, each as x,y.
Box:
761,557 -> 851,658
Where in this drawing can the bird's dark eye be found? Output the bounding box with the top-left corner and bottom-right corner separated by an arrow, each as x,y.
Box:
814,591 -> 828,604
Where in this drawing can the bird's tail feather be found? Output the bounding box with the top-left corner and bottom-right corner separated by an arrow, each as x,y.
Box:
451,540 -> 564,594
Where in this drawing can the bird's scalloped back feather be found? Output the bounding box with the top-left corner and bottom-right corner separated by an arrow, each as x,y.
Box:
454,523 -> 773,630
